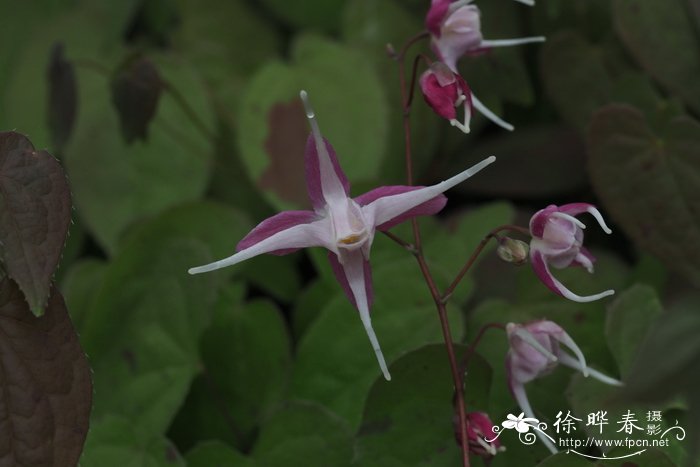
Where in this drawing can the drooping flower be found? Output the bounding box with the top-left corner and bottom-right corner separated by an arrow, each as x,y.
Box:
506,320 -> 622,453
465,411 -> 503,458
420,62 -> 473,133
529,203 -> 615,303
426,0 -> 545,72
424,0 -> 545,131
188,90 -> 496,381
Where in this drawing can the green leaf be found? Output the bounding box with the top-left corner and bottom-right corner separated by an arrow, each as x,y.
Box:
292,278 -> 336,339
81,238 -> 217,435
291,255 -> 464,429
540,31 -> 613,129
185,441 -> 253,467
0,278 -> 92,466
604,447 -> 679,467
258,0 -> 349,33
614,0 -> 700,113
238,34 -> 388,210
355,344 -> 489,467
535,452 -> 590,467
251,401 -> 354,467
0,132 -> 71,316
449,126 -> 588,198
0,6 -> 130,150
605,284 -> 662,377
588,104 -> 700,287
65,54 -> 215,254
61,258 -> 107,332
81,415 -> 185,467
169,293 -> 292,452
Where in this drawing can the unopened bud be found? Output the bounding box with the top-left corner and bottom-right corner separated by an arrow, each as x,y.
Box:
497,237 -> 529,265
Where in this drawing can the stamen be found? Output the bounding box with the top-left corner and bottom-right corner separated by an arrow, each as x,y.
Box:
587,206 -> 613,234
455,94 -> 467,106
513,327 -> 558,362
476,437 -> 497,456
449,118 -> 470,134
551,211 -> 586,229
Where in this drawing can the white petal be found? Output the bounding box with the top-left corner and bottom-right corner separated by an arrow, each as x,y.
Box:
363,156 -> 496,227
558,354 -> 623,386
553,331 -> 588,377
586,206 -> 613,234
188,218 -> 332,274
470,93 -> 514,131
480,36 -> 545,48
511,383 -> 558,454
340,250 -> 391,381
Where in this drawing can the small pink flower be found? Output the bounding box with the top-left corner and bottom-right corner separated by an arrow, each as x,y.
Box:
466,411 -> 502,457
424,0 -> 544,131
426,0 -> 544,72
529,203 -> 615,303
419,62 -> 473,133
189,90 -> 497,381
506,320 -> 622,453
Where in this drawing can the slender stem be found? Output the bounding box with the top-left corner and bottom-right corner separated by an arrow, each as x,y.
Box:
161,79 -> 216,141
395,30 -> 430,61
459,323 -> 506,377
441,225 -> 531,303
381,230 -> 416,253
406,54 -> 433,110
397,34 -> 470,467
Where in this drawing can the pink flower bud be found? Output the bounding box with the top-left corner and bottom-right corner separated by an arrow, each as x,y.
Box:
419,62 -> 472,133
466,412 -> 502,457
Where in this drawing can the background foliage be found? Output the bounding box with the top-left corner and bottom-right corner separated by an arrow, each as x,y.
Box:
0,0 -> 698,465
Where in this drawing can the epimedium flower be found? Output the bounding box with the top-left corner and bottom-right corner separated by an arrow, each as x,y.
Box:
426,0 -> 545,71
465,411 -> 504,458
424,0 -> 545,131
529,203 -> 615,303
188,90 -> 497,381
420,62 -> 473,133
506,320 -> 622,453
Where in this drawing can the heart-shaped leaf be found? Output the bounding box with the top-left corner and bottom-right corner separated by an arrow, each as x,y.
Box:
0,132 -> 71,316
0,278 -> 92,466
588,104 -> 700,286
614,0 -> 700,113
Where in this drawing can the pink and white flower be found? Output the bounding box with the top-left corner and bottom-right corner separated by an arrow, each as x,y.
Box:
529,203 -> 615,303
426,0 -> 545,72
188,90 -> 496,381
466,411 -> 503,457
425,0 -> 545,131
506,320 -> 622,453
420,62 -> 473,133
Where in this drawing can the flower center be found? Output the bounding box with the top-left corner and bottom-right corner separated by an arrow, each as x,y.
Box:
328,198 -> 370,251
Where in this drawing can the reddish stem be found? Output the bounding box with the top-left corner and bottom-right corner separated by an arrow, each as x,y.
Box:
397,34 -> 471,467
441,225 -> 531,303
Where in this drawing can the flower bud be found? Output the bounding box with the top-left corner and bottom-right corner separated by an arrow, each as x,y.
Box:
496,237 -> 529,265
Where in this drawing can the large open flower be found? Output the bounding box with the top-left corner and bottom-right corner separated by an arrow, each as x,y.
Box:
189,90 -> 496,380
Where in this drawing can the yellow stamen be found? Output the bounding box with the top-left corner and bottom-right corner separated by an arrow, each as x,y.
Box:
339,234 -> 362,245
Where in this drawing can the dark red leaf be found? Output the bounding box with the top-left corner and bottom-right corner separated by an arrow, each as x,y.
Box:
46,42 -> 78,152
0,132 -> 72,316
110,56 -> 163,143
0,277 -> 92,466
